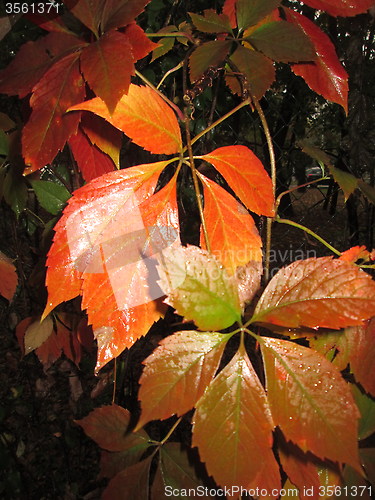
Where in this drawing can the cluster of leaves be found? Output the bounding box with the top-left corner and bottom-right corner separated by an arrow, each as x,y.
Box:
1,0 -> 375,498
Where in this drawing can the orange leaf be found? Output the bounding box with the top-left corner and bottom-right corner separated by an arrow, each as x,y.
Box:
192,342 -> 280,491
199,145 -> 274,216
80,30 -> 134,114
23,52 -> 85,174
122,22 -> 159,61
64,0 -> 105,36
198,173 -> 262,273
253,257 -> 375,329
68,126 -> 116,181
0,251 -> 17,301
100,0 -> 152,32
69,84 -> 182,155
137,331 -> 228,428
261,337 -> 360,470
223,0 -> 237,28
339,245 -> 370,263
348,318 -> 375,397
81,114 -> 122,168
285,9 -> 348,113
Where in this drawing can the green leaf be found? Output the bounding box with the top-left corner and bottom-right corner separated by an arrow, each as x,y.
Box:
158,245 -> 241,331
329,165 -> 358,201
358,179 -> 375,206
0,130 -> 8,157
189,10 -> 232,33
189,40 -> 231,82
151,26 -> 177,62
137,330 -> 228,428
246,20 -> 316,63
31,180 -> 71,215
351,384 -> 375,440
227,45 -> 275,100
236,0 -> 281,30
3,167 -> 28,217
192,342 -> 280,490
261,337 -> 361,471
152,443 -> 209,498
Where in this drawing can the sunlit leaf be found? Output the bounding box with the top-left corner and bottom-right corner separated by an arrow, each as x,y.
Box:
339,245 -> 370,264
246,20 -> 315,63
235,261 -> 263,308
68,127 -> 116,181
158,245 -> 241,331
100,0 -> 152,32
235,0 -> 281,30
80,30 -> 134,113
261,337 -> 361,470
329,165 -> 358,200
189,40 -> 231,82
24,316 -> 54,354
226,45 -> 275,99
348,318 -> 375,397
102,456 -> 152,500
151,26 -> 177,62
302,0 -> 375,17
137,330 -> 228,428
285,9 -> 348,113
69,84 -> 182,155
189,10 -> 232,33
123,22 -> 158,61
22,52 -> 85,174
31,180 -> 71,215
192,342 -> 280,490
198,145 -> 275,216
0,251 -> 17,301
81,114 -> 122,168
198,173 -> 262,273
253,257 -> 375,329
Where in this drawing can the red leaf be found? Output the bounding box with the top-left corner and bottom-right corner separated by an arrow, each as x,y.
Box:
137,331 -> 228,428
261,337 -> 361,470
102,456 -> 152,500
285,9 -> 348,113
81,114 -> 122,168
199,145 -> 275,216
253,256 -> 375,329
340,245 -> 371,263
189,40 -> 232,82
0,32 -> 85,98
22,52 -> 85,174
69,84 -> 182,155
227,45 -> 275,99
0,251 -> 17,301
223,0 -> 237,28
64,0 -> 105,36
80,30 -> 134,114
348,318 -> 375,397
68,126 -> 116,181
76,404 -> 147,451
100,0 -> 152,32
192,342 -> 280,491
302,0 -> 375,17
122,22 -> 158,61
198,174 -> 262,273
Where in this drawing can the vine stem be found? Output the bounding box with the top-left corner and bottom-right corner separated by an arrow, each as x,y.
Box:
184,118 -> 211,252
251,97 -> 276,283
160,416 -> 183,445
276,217 -> 342,256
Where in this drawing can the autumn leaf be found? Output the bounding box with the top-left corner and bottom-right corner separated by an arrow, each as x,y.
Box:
122,23 -> 158,61
261,337 -> 361,470
198,173 -> 262,273
23,52 -> 85,174
137,330 -> 229,428
347,318 -> 375,397
189,40 -> 232,83
24,316 -> 54,354
64,0 -> 104,36
68,127 -> 116,181
151,26 -> 177,62
0,251 -> 18,301
68,84 -> 182,155
192,342 -> 280,491
189,10 -> 232,33
158,245 -> 241,331
223,0 -> 237,28
235,0 -> 281,31
339,245 -> 371,263
302,0 -> 375,17
80,30 -> 134,114
226,45 -> 275,99
252,256 -> 375,329
351,384 -> 375,440
81,114 -> 122,168
100,0 -> 152,33
285,9 -> 348,113
102,456 -> 152,500
198,145 -> 275,216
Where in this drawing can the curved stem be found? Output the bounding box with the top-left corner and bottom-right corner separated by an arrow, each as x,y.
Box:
251,97 -> 276,284
276,217 -> 342,256
160,416 -> 183,445
184,118 -> 211,252
157,61 -> 183,90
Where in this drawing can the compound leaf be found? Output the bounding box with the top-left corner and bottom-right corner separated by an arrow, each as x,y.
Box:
189,10 -> 232,33
199,145 -> 274,216
69,84 -> 182,155
137,330 -> 228,428
252,257 -> 375,329
100,0 -> 152,32
261,337 -> 360,470
158,245 -> 241,331
192,342 -> 280,491
235,0 -> 281,30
